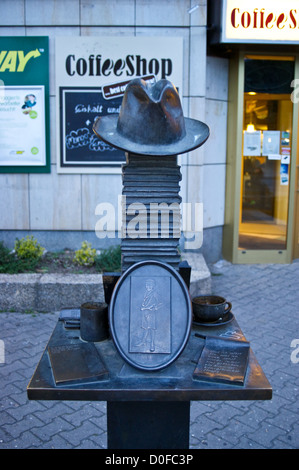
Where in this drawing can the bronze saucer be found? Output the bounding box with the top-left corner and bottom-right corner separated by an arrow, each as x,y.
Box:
193,311 -> 234,327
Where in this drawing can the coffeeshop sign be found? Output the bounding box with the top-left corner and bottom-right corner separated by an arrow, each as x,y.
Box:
219,0 -> 299,44
55,37 -> 183,174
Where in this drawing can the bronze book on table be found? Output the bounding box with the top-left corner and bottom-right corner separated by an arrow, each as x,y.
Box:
48,342 -> 108,386
193,335 -> 250,386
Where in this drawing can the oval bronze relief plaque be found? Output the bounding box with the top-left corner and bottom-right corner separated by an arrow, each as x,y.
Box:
109,260 -> 192,371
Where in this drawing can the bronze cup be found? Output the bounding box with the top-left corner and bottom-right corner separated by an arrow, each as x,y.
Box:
192,295 -> 232,323
80,302 -> 109,342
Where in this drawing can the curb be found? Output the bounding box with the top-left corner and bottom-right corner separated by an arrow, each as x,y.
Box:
0,255 -> 211,312
182,253 -> 212,298
0,273 -> 104,312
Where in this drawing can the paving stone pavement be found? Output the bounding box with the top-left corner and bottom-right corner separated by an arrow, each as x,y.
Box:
0,260 -> 298,449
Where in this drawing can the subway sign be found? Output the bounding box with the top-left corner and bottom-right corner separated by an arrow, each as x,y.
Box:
211,0 -> 299,44
0,49 -> 41,72
0,36 -> 50,173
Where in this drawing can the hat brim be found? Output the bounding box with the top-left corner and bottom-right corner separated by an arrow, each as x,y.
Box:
93,115 -> 209,157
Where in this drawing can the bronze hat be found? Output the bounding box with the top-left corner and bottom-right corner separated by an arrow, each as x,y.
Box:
93,78 -> 209,156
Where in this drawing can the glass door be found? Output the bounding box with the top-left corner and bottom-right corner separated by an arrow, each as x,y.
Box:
293,130 -> 299,259
238,56 -> 294,252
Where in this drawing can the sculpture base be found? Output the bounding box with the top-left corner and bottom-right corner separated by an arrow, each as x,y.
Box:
107,401 -> 190,449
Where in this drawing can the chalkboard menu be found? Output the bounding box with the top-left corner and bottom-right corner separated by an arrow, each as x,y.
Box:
59,87 -> 126,168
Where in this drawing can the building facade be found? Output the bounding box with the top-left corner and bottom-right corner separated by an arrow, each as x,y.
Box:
1,0 -> 298,265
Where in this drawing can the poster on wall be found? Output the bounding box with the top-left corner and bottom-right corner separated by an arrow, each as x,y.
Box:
262,130 -> 280,158
55,36 -> 183,174
243,130 -> 261,156
0,86 -> 46,166
0,37 -> 50,173
280,163 -> 289,185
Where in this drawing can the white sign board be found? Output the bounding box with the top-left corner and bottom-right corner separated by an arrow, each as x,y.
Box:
55,37 -> 183,174
221,0 -> 299,44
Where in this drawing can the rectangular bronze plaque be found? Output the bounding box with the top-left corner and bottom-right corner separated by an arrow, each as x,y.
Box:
48,343 -> 108,386
193,336 -> 250,385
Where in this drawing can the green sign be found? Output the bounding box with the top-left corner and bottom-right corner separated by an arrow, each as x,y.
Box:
0,36 -> 50,173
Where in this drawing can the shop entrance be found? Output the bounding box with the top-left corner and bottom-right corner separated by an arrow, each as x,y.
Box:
223,53 -> 299,263
239,56 -> 294,251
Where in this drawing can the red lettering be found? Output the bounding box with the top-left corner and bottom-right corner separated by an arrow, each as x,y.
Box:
277,13 -> 286,29
289,9 -> 297,29
231,8 -> 239,28
265,13 -> 275,28
260,9 -> 265,28
229,7 -> 298,32
241,11 -> 251,28
253,8 -> 258,28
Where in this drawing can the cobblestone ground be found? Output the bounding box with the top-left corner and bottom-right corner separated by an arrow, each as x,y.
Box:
189,259 -> 299,450
0,260 -> 298,449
